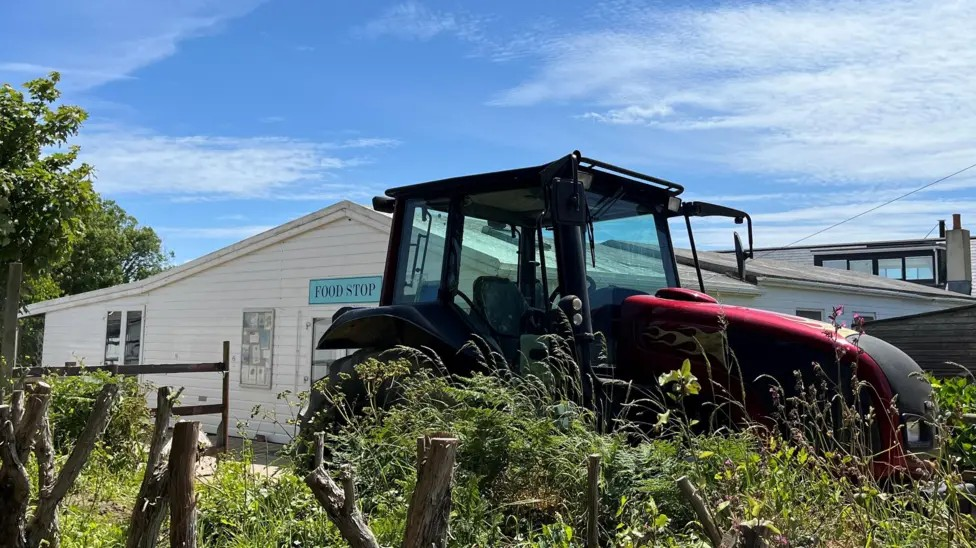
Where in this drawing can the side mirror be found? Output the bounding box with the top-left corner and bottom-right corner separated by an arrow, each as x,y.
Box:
549,177 -> 588,225
734,231 -> 747,280
372,196 -> 395,213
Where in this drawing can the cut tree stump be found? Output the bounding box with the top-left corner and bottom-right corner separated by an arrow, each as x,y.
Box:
402,436 -> 458,548
169,421 -> 201,548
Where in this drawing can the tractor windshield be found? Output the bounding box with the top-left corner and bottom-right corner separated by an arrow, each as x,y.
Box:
392,187 -> 677,334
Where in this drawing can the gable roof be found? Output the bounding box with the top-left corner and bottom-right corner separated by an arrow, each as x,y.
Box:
22,201 -> 392,317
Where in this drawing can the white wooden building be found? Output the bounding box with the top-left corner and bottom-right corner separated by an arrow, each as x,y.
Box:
21,201 -> 976,443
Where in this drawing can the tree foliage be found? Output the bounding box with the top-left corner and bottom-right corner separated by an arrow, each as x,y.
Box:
0,72 -> 95,277
50,197 -> 172,296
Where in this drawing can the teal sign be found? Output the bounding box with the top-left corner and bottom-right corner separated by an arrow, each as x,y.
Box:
309,276 -> 382,304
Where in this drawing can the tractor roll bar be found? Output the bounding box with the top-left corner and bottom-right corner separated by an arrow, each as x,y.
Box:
576,153 -> 685,194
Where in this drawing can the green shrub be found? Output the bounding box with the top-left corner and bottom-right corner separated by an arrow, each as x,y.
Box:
930,374 -> 976,468
47,371 -> 152,466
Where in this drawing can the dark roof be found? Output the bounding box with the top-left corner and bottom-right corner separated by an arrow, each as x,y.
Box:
385,153 -> 683,202
745,236 -> 945,254
674,249 -> 976,301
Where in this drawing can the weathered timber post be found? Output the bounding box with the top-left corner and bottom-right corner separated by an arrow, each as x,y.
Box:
28,383 -> 120,548
1,262 -> 23,398
219,341 -> 230,453
402,436 -> 458,548
0,404 -> 30,548
126,387 -> 175,548
169,421 -> 200,548
305,466 -> 380,548
586,454 -> 601,548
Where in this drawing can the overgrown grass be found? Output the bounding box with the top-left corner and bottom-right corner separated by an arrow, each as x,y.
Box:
30,329 -> 976,546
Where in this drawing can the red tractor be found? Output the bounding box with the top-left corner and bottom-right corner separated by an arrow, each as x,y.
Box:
302,151 -> 936,478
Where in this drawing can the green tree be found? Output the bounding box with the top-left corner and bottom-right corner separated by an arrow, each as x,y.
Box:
50,197 -> 173,296
0,72 -> 95,277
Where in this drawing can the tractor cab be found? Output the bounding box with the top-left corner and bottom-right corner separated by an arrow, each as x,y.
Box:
319,151 -> 750,378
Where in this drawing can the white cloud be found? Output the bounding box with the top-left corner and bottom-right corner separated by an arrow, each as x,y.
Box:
75,126 -> 399,199
359,1 -> 485,42
0,0 -> 264,90
494,0 -> 976,185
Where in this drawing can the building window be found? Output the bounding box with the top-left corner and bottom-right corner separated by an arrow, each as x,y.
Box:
854,312 -> 876,322
877,258 -> 903,279
241,309 -> 274,388
310,318 -> 354,384
795,309 -> 824,321
821,259 -> 846,270
849,259 -> 873,274
104,310 -> 143,365
905,256 -> 934,280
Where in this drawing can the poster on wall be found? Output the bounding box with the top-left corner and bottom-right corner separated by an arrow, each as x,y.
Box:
240,309 -> 274,388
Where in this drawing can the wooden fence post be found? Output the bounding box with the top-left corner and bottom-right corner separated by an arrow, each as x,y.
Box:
219,341 -> 230,453
2,262 -> 24,398
126,387 -> 175,548
169,421 -> 200,548
402,436 -> 458,548
676,476 -> 723,547
586,454 -> 601,548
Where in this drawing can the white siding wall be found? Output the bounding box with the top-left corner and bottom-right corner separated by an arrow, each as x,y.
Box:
40,213 -> 390,443
716,283 -> 957,326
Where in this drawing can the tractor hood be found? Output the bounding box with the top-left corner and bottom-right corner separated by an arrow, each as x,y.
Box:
619,289 -> 935,420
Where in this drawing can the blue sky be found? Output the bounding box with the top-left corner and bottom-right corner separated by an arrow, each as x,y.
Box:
2,0 -> 975,262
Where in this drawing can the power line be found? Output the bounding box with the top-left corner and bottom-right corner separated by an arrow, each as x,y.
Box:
923,223 -> 939,239
777,160 -> 976,249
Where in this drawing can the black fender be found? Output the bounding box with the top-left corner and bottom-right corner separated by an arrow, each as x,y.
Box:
317,301 -> 495,371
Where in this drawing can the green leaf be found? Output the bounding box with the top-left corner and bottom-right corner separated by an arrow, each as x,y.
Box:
715,500 -> 731,514
698,451 -> 715,459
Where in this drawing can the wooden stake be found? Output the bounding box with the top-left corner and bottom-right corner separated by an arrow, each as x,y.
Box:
403,437 -> 458,548
125,387 -> 175,548
169,421 -> 200,548
28,383 -> 120,548
1,262 -> 23,398
305,467 -> 380,548
676,476 -> 723,547
586,454 -> 601,548
314,432 -> 325,469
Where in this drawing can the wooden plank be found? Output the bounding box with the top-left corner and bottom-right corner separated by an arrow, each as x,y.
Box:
16,362 -> 225,377
586,454 -> 601,548
171,404 -> 223,417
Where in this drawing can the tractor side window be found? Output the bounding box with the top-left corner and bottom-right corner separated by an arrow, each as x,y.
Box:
588,214 -> 671,308
393,199 -> 449,304
455,216 -> 521,322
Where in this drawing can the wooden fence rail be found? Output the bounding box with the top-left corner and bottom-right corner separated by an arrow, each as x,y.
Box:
13,341 -> 232,453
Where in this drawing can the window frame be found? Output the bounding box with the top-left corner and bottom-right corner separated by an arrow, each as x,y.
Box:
309,316 -> 353,384
813,251 -> 938,283
240,308 -> 275,389
795,308 -> 824,321
103,308 -> 145,366
853,311 -> 877,322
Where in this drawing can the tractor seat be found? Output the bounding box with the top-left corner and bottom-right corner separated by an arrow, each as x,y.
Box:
473,276 -> 527,339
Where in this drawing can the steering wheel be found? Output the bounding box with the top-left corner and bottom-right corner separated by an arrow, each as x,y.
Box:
547,275 -> 598,304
